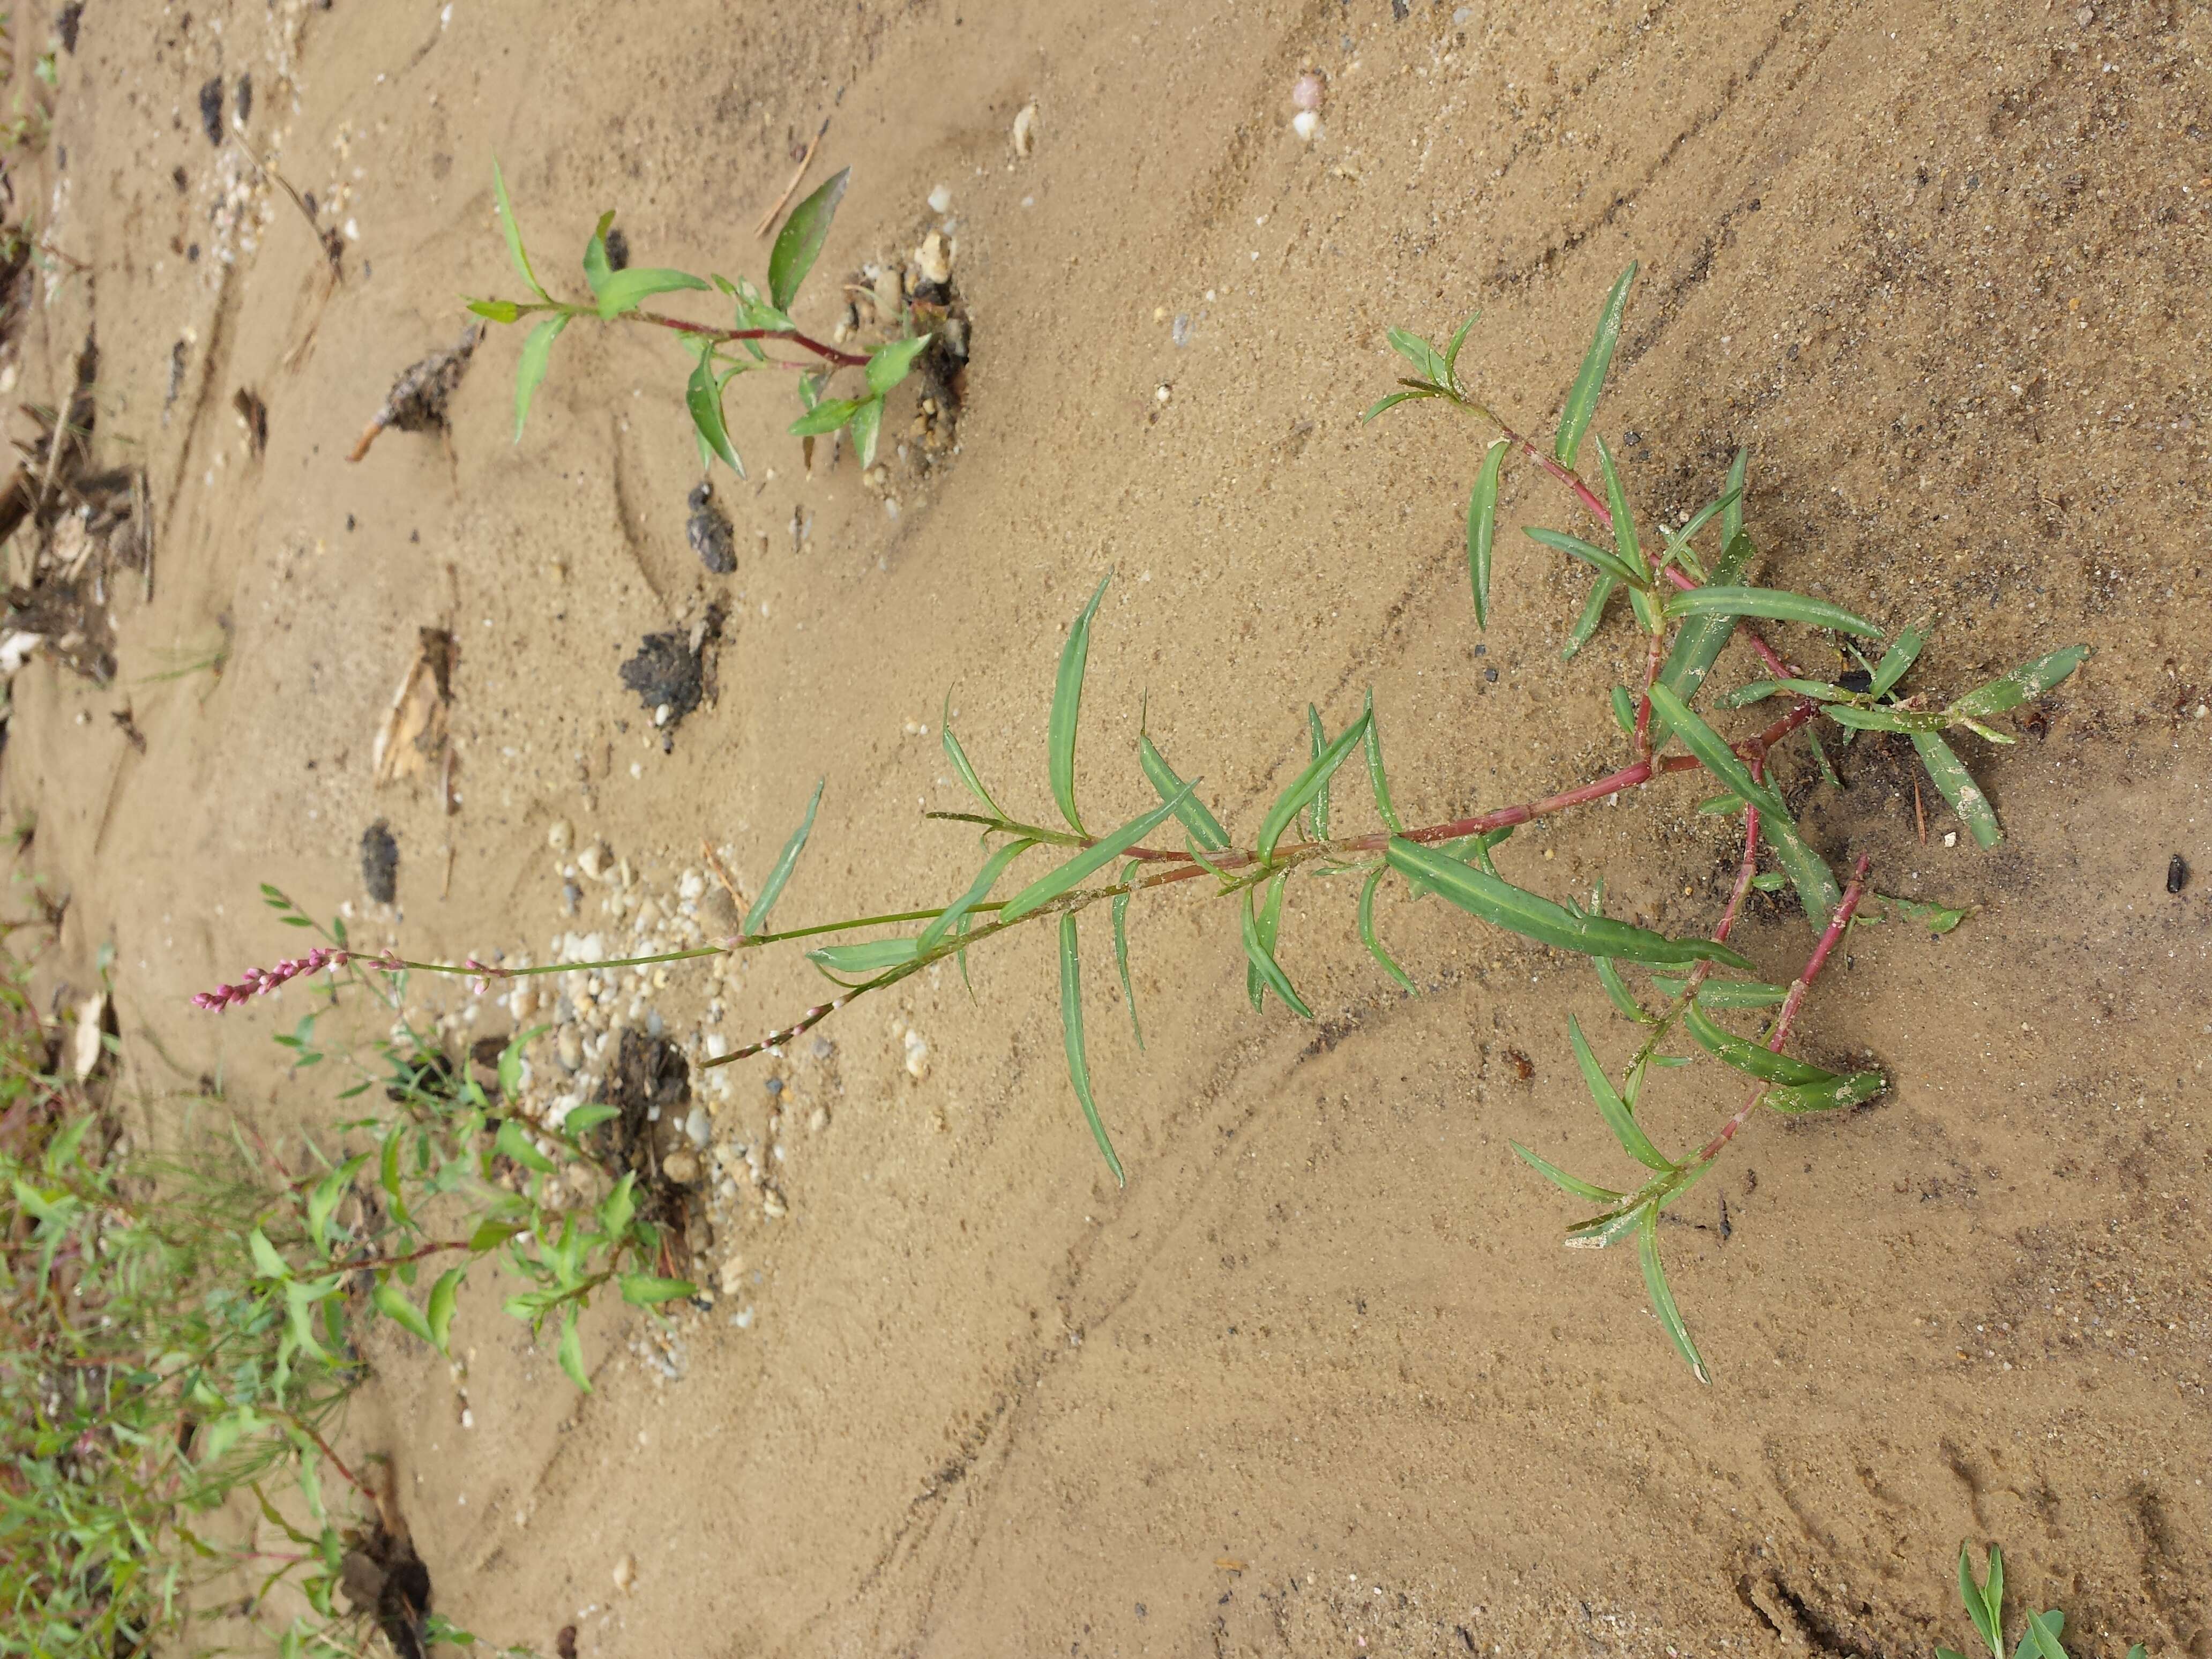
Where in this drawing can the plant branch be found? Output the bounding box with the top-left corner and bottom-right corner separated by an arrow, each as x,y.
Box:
625,308 -> 869,369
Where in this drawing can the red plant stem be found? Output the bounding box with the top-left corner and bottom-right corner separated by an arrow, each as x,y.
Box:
341,1239 -> 471,1274
285,1415 -> 378,1504
1714,799 -> 1763,947
1695,852 -> 1871,1164
1632,625 -> 1668,757
626,307 -> 870,368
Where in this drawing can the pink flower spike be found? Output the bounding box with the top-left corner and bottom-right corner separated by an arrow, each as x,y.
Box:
191,946 -> 354,1013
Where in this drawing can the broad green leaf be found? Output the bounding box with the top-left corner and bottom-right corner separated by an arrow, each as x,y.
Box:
1000,788 -> 1193,923
941,707 -> 1006,820
557,1305 -> 591,1392
1949,645 -> 2093,719
745,778 -> 824,935
1259,709 -> 1369,862
767,166 -> 849,311
491,159 -> 547,299
1242,872 -> 1311,1018
1359,868 -> 1416,993
1555,262 -> 1635,465
1058,913 -> 1125,1187
1911,733 -> 2002,848
849,395 -> 885,469
1112,858 -> 1144,1048
1682,1003 -> 1837,1086
619,1274 -> 696,1306
1361,689 -> 1403,833
595,267 -> 709,320
1138,732 -> 1230,850
512,313 -> 570,442
426,1268 -> 464,1354
788,395 -> 865,436
1765,1068 -> 1887,1113
1662,586 -> 1881,638
2023,1611 -> 2069,1659
917,838 -> 1034,951
582,210 -> 616,296
1385,839 -> 1755,969
1305,706 -> 1332,840
1561,573 -> 1617,661
371,1283 -> 434,1346
806,937 -> 921,974
495,1119 -> 555,1174
1386,326 -> 1451,388
1639,1209 -> 1709,1384
687,355 -> 745,476
1594,435 -> 1660,632
1648,685 -> 1840,922
1867,893 -> 1970,935
1569,1017 -> 1672,1171
1525,526 -> 1646,589
1869,611 -> 1934,699
866,333 -> 935,395
249,1228 -> 289,1281
1650,528 -> 1759,743
1050,573 -> 1112,834
1511,1142 -> 1624,1204
468,1217 -> 527,1253
563,1102 -> 620,1135
599,1172 -> 637,1239
465,297 -> 524,324
1467,438 -> 1507,627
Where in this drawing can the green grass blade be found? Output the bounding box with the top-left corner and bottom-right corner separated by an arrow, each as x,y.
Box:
1258,709 -> 1371,863
1467,438 -> 1507,626
1722,446 -> 1748,543
1525,526 -> 1646,589
1638,1209 -> 1710,1384
1305,706 -> 1332,841
1823,704 -> 1952,734
1662,587 -> 1882,638
744,779 -> 824,936
1358,867 -> 1417,993
1138,730 -> 1230,851
1650,528 -> 1758,744
512,313 -> 570,442
1112,858 -> 1144,1049
1059,913 -> 1125,1187
940,704 -> 1005,821
686,353 -> 745,477
1682,1003 -> 1837,1087
1554,262 -> 1636,465
999,788 -> 1192,923
1561,573 -> 1617,661
1049,573 -> 1112,835
1806,725 -> 1842,789
1511,1141 -> 1625,1204
1569,1016 -> 1673,1171
1385,838 -> 1755,969
1911,732 -> 2002,848
1869,610 -> 1935,699
491,159 -> 547,299
917,839 -> 1034,951
1240,873 -> 1312,1019
1594,433 -> 1643,578
1949,645 -> 2093,719
767,166 -> 849,311
1361,689 -> 1404,834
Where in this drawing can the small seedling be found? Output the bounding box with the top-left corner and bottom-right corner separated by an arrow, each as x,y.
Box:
198,267 -> 2087,1384
1939,1542 -> 2146,1659
466,162 -> 930,474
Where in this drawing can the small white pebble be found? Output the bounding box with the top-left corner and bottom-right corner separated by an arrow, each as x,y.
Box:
927,183 -> 952,214
1943,832 -> 1957,847
1291,110 -> 1320,142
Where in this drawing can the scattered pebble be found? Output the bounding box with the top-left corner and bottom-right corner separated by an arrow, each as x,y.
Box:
1292,73 -> 1325,111
611,1555 -> 636,1595
914,230 -> 952,285
927,183 -> 953,214
548,819 -> 574,854
1011,102 -> 1039,157
903,1029 -> 930,1081
1291,109 -> 1321,142
2170,854 -> 2191,894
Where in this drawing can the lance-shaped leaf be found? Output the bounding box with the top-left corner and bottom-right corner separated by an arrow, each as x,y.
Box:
1112,858 -> 1144,1048
1466,438 -> 1507,627
1059,913 -> 1125,1187
1911,732 -> 2002,848
1649,528 -> 1758,744
1594,436 -> 1661,633
1139,730 -> 1230,851
1651,486 -> 1740,581
619,1274 -> 696,1306
1682,1003 -> 1837,1087
1869,611 -> 1935,698
1525,526 -> 1647,590
1362,388 -> 1434,422
596,267 -> 710,320
1386,326 -> 1451,388
866,333 -> 935,395
491,159 -> 547,299
687,354 -> 745,477
1359,868 -> 1416,993
557,1304 -> 590,1391
1445,311 -> 1480,375
513,313 -> 570,442
1000,787 -> 1193,923
496,1118 -> 555,1174
1385,839 -> 1755,969
371,1282 -> 435,1346
1512,1142 -> 1625,1204
1610,685 -> 1637,736
1570,1016 -> 1673,1171
1765,1069 -> 1888,1114
767,167 -> 849,310
1305,707 -> 1333,840
1639,1209 -> 1709,1384
1822,703 -> 1953,735
1259,709 -> 1370,862
1586,885 -> 1653,1023
1561,573 -> 1617,661
426,1268 -> 464,1354
1362,690 -> 1403,834
941,705 -> 1006,821
745,779 -> 824,935
806,936 -> 921,975
1949,645 -> 2093,719
1050,574 -> 1112,834
1648,685 -> 1840,922
1662,586 -> 1881,638
1555,262 -> 1636,464
918,839 -> 1033,951
1721,446 -> 1748,541
1242,872 -> 1311,1018
1651,975 -> 1789,1009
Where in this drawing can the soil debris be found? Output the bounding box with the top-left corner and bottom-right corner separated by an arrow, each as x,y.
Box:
339,1466 -> 431,1659
2169,854 -> 2190,895
371,629 -> 455,787
617,606 -> 722,741
685,483 -> 736,575
361,820 -> 399,904
197,77 -> 223,146
348,324 -> 483,463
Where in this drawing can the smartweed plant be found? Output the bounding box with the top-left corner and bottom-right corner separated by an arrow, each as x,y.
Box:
197,267 -> 2087,1384
1941,1543 -> 2146,1659
466,164 -> 930,473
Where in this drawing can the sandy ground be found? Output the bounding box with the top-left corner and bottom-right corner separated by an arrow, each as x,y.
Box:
4,0 -> 2209,1654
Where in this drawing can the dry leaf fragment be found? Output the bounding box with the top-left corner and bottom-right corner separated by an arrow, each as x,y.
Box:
372,628 -> 455,786
349,324 -> 482,462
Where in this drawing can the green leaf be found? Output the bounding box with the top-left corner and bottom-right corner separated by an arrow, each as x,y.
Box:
491,159 -> 547,300
1610,685 -> 1636,735
1139,731 -> 1230,851
1911,733 -> 2002,848
1112,859 -> 1145,1048
1361,690 -> 1403,834
498,1025 -> 547,1101
1682,1003 -> 1838,1087
599,1173 -> 637,1239
426,1269 -> 464,1354
1648,685 -> 1841,923
1652,487 -> 1740,581
1554,261 -> 1636,464
1867,893 -> 1970,935
1569,1017 -> 1673,1171
1305,707 -> 1333,841
595,267 -> 710,320
1384,838 -> 1755,969
1722,446 -> 1748,543
1259,709 -> 1370,863
1593,435 -> 1658,632
2023,1611 -> 2069,1659
918,839 -> 1034,951
582,210 -> 616,296
1444,311 -> 1481,375
866,333 -> 935,396
372,1282 -> 435,1346
1466,439 -> 1507,627
1242,872 -> 1312,1019
941,707 -> 1006,820
1638,1209 -> 1709,1384
468,1217 -> 527,1253
1561,573 -> 1617,661
563,1102 -> 620,1135
495,1119 -> 555,1174
1650,528 -> 1759,743
1511,1142 -> 1625,1204
305,1153 -> 369,1248
1361,388 -> 1432,422
1050,573 -> 1112,835
465,297 -> 524,324
1058,914 -> 1125,1187
1765,1069 -> 1887,1114
1586,886 -> 1651,1023
1662,586 -> 1881,638
1358,868 -> 1416,993
1000,788 -> 1193,923
1525,526 -> 1647,590
248,1228 -> 289,1282
512,313 -> 570,443
556,1305 -> 591,1392
767,166 -> 849,311
619,1274 -> 696,1306
806,937 -> 921,974
1386,326 -> 1451,388
1650,975 -> 1788,1009
745,779 -> 825,935
1869,611 -> 1935,699
848,395 -> 885,468
1822,703 -> 1952,735
1949,645 -> 2093,719
787,395 -> 865,437
687,355 -> 745,477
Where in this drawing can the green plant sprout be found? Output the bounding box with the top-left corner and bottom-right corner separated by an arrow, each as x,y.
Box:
1940,1543 -> 2147,1659
198,267 -> 2087,1385
466,162 -> 930,474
